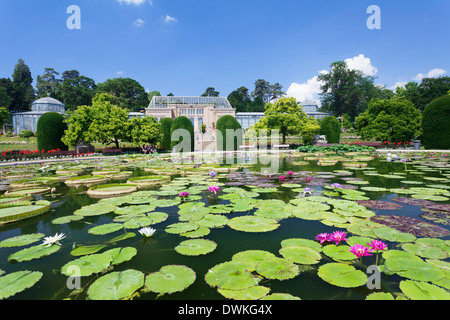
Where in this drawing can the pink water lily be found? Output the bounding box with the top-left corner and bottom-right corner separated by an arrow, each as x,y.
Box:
367,239 -> 387,252
179,192 -> 190,199
279,176 -> 286,182
315,233 -> 330,244
307,177 -> 311,183
208,186 -> 220,195
329,231 -> 348,245
349,244 -> 373,258
287,171 -> 294,176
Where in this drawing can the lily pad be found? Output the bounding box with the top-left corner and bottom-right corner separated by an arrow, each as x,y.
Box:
88,223 -> 123,235
145,265 -> 196,294
218,286 -> 270,300
390,197 -> 435,207
400,280 -> 450,300
0,271 -> 43,300
8,244 -> 61,263
205,261 -> 260,290
0,233 -> 45,248
197,214 -> 228,228
165,222 -> 199,235
175,239 -> 217,256
255,257 -> 300,280
401,242 -> 448,260
279,246 -> 322,265
322,244 -> 356,261
420,210 -> 450,226
70,244 -> 107,256
318,263 -> 367,288
228,216 -> 279,233
356,200 -> 403,210
61,253 -> 113,277
370,215 -> 449,238
74,203 -> 117,217
88,269 -> 145,300
232,250 -> 277,271
51,215 -> 84,225
103,247 -> 138,265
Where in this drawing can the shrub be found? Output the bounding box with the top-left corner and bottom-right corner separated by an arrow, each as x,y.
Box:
19,130 -> 34,138
422,95 -> 450,149
170,116 -> 194,152
159,117 -> 173,151
216,115 -> 242,151
319,116 -> 341,143
36,112 -> 68,151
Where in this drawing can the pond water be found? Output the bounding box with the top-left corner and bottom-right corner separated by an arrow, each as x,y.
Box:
0,152 -> 449,300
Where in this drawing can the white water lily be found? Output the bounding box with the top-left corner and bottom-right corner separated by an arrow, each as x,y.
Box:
41,233 -> 66,247
138,227 -> 156,237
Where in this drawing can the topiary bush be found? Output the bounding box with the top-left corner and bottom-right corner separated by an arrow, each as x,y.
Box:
170,116 -> 194,152
216,115 -> 242,151
422,95 -> 450,149
319,116 -> 341,144
36,112 -> 68,151
159,117 -> 173,151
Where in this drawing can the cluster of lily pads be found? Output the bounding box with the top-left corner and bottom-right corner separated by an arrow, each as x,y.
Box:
0,150 -> 448,300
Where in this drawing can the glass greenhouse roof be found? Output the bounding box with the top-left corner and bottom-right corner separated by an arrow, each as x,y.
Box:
148,96 -> 233,109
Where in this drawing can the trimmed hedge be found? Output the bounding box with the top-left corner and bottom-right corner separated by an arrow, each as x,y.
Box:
216,115 -> 242,151
319,116 -> 341,144
170,116 -> 194,152
422,95 -> 450,149
36,112 -> 68,151
159,117 -> 173,151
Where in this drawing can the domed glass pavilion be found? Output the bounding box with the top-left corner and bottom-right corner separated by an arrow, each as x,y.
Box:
12,97 -> 66,135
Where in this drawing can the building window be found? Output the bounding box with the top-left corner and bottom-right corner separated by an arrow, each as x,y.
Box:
182,109 -> 186,115
197,109 -> 204,115
189,117 -> 195,126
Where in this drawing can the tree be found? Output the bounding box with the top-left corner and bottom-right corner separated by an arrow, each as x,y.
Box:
159,117 -> 173,151
96,78 -> 149,111
36,68 -> 61,98
318,61 -> 385,121
216,115 -> 242,151
269,83 -> 285,101
56,73 -> 97,112
319,116 -> 341,143
253,97 -> 319,144
227,89 -> 251,112
201,87 -> 220,97
148,90 -> 161,102
62,93 -> 129,149
0,107 -> 11,133
355,97 -> 422,142
36,112 -> 68,151
252,79 -> 271,103
128,116 -> 160,146
418,77 -> 450,111
170,116 -> 194,152
422,95 -> 450,149
11,59 -> 35,111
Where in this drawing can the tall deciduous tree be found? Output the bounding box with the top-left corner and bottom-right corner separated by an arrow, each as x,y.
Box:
96,78 -> 149,111
253,97 -> 319,144
56,72 -> 96,111
11,59 -> 35,111
36,68 -> 61,98
355,97 -> 422,142
128,116 -> 160,146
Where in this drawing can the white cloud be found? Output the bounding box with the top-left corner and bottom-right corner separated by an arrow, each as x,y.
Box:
163,15 -> 178,23
286,70 -> 328,104
133,18 -> 146,27
117,0 -> 149,5
390,81 -> 407,90
413,68 -> 447,82
116,71 -> 124,76
344,54 -> 378,76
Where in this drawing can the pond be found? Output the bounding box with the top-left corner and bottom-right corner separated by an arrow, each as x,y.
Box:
0,151 -> 449,300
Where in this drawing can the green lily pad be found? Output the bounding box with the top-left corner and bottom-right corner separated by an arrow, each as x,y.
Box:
103,247 -> 137,265
165,222 -> 199,234
0,233 -> 45,248
400,280 -> 450,300
373,227 -> 417,243
0,271 -> 43,300
322,244 -> 356,261
180,226 -> 211,238
51,215 -> 84,225
114,204 -> 156,215
232,250 -> 277,271
228,216 -> 279,233
61,253 -> 113,277
365,292 -> 395,300
70,244 -> 107,256
262,293 -> 301,300
218,286 -> 270,300
371,215 -> 449,238
74,203 -> 117,217
88,269 -> 145,300
8,244 -> 61,263
318,263 -> 367,288
205,261 -> 260,290
401,242 -> 448,260
280,238 -> 323,252
197,214 -> 228,228
255,257 -> 300,280
279,246 -> 322,265
175,239 -> 217,256
145,265 -> 196,294
88,223 -> 123,235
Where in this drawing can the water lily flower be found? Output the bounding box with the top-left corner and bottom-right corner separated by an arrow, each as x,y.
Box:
208,185 -> 220,195
287,171 -> 294,177
304,187 -> 312,196
329,231 -> 348,245
349,244 -> 373,258
367,239 -> 387,252
331,183 -> 342,189
401,158 -> 408,162
209,171 -> 216,178
307,177 -> 311,183
179,192 -> 190,201
315,233 -> 330,244
279,176 -> 286,182
139,227 -> 156,237
41,233 -> 66,247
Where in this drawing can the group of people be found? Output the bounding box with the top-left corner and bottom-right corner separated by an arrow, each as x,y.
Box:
141,144 -> 157,154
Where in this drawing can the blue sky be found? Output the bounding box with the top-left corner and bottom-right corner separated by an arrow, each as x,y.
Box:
1,0 -> 449,102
